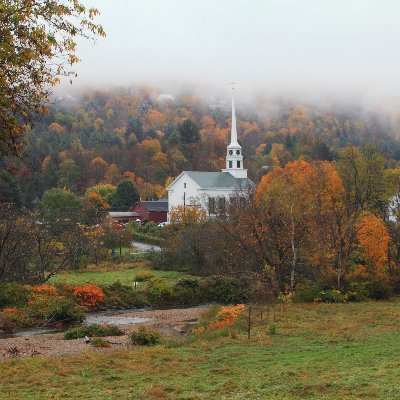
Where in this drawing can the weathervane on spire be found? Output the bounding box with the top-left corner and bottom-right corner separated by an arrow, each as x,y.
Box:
228,80 -> 237,91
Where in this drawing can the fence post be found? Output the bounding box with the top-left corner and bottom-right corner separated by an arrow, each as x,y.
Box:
247,304 -> 252,339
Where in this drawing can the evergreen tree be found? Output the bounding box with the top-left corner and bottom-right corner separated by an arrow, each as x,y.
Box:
110,179 -> 140,210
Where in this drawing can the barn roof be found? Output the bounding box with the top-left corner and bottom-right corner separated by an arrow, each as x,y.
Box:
108,212 -> 139,218
138,200 -> 168,212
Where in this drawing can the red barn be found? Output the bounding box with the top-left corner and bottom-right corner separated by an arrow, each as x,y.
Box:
132,200 -> 168,224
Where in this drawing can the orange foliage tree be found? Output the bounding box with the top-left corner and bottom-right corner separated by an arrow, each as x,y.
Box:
356,213 -> 391,277
253,160 -> 346,289
169,205 -> 207,226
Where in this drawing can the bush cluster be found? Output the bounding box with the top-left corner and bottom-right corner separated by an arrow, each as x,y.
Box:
127,222 -> 163,246
129,326 -> 160,346
71,284 -> 105,308
100,275 -> 250,309
134,270 -> 155,282
294,279 -> 393,303
0,283 -> 96,330
63,323 -> 124,340
101,282 -> 150,308
0,284 -> 30,309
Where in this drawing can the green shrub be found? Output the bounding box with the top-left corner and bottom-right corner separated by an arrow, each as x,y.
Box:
267,322 -> 277,335
127,221 -> 162,240
364,280 -> 392,300
135,270 -> 155,282
319,290 -> 346,303
173,276 -> 201,305
293,286 -> 323,302
0,312 -> 17,333
201,276 -> 249,304
346,280 -> 391,300
107,253 -> 141,264
146,251 -> 163,264
345,283 -> 368,302
345,290 -> 366,302
64,324 -> 123,340
30,295 -> 86,322
101,282 -> 150,308
131,232 -> 162,246
126,253 -> 148,263
91,338 -> 111,348
145,278 -> 174,305
130,326 -> 160,346
0,284 -> 30,308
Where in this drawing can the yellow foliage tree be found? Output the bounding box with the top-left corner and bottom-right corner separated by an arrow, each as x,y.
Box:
356,213 -> 391,277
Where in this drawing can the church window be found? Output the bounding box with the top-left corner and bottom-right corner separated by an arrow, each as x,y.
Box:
184,183 -> 186,189
230,196 -> 246,209
236,150 -> 240,155
229,161 -> 233,168
208,197 -> 216,214
218,197 -> 226,213
237,161 -> 241,168
229,150 -> 233,155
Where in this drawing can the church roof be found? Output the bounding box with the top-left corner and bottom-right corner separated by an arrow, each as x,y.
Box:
184,171 -> 254,189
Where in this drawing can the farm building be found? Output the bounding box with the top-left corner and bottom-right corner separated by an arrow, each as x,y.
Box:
132,200 -> 168,224
107,211 -> 140,224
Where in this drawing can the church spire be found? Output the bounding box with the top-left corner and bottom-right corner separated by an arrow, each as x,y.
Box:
228,84 -> 241,148
222,84 -> 247,179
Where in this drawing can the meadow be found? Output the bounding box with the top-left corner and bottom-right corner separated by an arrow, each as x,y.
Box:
50,261 -> 184,286
1,300 -> 400,399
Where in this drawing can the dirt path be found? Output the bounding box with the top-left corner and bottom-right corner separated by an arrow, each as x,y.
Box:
0,306 -> 207,359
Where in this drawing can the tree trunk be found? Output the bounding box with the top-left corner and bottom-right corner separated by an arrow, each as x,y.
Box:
290,209 -> 297,290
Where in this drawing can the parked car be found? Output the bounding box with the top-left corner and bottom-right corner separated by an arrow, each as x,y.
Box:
158,221 -> 169,227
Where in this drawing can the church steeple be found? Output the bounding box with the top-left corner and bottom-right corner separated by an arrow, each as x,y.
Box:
222,85 -> 248,179
229,87 -> 240,147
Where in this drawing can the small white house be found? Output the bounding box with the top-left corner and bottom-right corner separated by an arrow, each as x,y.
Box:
167,88 -> 254,218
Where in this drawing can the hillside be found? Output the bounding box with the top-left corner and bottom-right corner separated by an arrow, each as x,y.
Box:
2,87 -> 400,206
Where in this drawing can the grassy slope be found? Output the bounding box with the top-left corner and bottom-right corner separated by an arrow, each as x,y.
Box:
50,264 -> 183,286
1,301 -> 400,400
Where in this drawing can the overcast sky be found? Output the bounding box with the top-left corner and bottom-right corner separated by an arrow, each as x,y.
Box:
62,0 -> 400,106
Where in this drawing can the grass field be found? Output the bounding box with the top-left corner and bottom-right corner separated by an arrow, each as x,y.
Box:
51,265 -> 183,286
1,300 -> 400,399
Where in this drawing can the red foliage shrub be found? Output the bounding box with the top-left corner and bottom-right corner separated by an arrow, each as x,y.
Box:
72,284 -> 104,308
32,284 -> 58,296
209,304 -> 245,330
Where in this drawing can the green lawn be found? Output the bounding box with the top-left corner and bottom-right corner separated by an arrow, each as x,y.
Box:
1,301 -> 400,399
51,267 -> 183,286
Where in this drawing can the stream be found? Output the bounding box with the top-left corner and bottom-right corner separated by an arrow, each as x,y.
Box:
2,308 -> 153,338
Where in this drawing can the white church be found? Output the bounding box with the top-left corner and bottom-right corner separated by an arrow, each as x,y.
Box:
167,88 -> 254,218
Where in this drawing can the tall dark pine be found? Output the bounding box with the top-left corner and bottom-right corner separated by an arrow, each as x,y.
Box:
111,179 -> 140,210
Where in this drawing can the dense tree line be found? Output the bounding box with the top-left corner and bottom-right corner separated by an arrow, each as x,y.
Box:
2,88 -> 400,208
161,144 -> 400,300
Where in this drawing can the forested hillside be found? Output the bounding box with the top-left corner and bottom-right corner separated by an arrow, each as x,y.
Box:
2,86 -> 400,207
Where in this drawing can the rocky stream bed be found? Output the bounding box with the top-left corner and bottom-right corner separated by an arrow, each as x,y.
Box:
0,306 -> 207,359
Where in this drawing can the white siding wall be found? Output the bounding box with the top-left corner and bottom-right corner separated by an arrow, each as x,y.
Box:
168,173 -> 239,219
167,174 -> 201,214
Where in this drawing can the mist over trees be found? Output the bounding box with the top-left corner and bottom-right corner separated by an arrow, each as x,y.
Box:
2,87 -> 400,207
